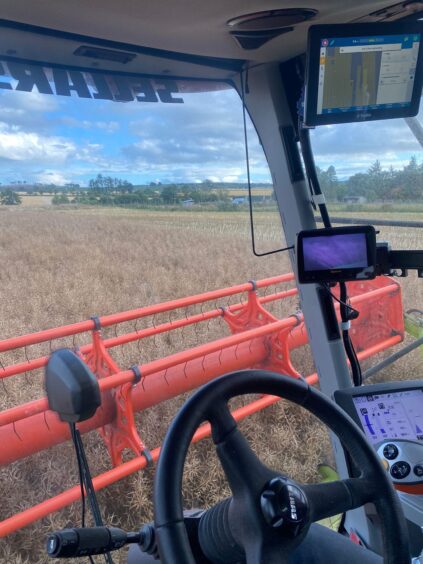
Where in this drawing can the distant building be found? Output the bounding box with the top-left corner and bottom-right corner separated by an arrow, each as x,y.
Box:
182,199 -> 194,207
232,196 -> 247,205
344,195 -> 367,204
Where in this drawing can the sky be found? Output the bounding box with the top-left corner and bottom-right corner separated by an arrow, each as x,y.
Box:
0,70 -> 422,187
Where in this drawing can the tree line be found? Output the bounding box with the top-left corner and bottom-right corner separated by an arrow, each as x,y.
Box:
2,159 -> 422,206
317,156 -> 423,202
74,184 -> 229,207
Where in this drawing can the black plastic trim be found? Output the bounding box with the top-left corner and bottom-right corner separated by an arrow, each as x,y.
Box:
280,125 -> 305,182
0,19 -> 245,72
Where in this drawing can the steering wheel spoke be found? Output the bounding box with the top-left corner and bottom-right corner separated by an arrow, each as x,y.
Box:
209,401 -> 277,497
302,477 -> 373,523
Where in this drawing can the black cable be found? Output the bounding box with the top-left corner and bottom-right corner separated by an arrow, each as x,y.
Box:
70,424 -> 95,564
70,423 -> 113,564
339,282 -> 362,387
298,125 -> 362,386
73,431 -> 105,527
70,423 -> 87,528
240,70 -> 294,257
298,125 -> 332,227
323,284 -> 359,319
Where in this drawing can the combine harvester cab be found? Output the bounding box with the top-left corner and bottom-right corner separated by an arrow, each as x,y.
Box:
0,2 -> 423,563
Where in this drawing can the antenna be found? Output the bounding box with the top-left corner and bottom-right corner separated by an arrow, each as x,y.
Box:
240,70 -> 294,257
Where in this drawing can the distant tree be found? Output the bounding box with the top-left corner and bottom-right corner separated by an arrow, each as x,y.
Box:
122,180 -> 134,193
316,166 -> 342,201
346,172 -> 375,201
52,194 -> 70,205
0,189 -> 21,205
367,160 -> 390,200
161,185 -> 179,204
399,156 -> 422,200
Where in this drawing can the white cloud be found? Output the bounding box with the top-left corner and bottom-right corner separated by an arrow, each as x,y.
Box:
0,128 -> 76,163
8,90 -> 59,113
36,170 -> 70,185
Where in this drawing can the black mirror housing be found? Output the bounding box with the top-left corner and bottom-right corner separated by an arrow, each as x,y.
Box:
45,349 -> 101,422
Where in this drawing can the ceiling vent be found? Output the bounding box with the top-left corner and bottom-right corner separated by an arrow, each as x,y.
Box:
227,8 -> 317,49
73,45 -> 136,64
354,0 -> 423,21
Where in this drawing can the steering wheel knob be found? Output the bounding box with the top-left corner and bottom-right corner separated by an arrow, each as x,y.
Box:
260,477 -> 309,536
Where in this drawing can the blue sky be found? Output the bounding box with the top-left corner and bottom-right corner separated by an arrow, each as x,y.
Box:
0,74 -> 422,186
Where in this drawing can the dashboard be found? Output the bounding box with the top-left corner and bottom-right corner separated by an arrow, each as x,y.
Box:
334,381 -> 423,493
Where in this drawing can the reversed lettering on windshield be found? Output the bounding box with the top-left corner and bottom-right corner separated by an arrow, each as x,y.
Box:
0,60 -> 184,103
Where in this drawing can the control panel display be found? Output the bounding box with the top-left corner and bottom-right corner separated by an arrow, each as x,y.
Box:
303,232 -> 368,271
335,382 -> 423,491
316,33 -> 420,117
304,22 -> 423,126
296,225 -> 376,283
352,389 -> 423,445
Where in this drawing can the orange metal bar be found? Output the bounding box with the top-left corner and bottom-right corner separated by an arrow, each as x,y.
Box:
0,372 -> 318,538
0,340 -> 268,464
287,278 -> 403,351
0,288 -> 298,380
0,274 -> 295,352
0,318 -> 296,429
355,335 -> 402,360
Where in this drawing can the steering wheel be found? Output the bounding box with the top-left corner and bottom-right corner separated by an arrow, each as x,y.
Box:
153,370 -> 409,564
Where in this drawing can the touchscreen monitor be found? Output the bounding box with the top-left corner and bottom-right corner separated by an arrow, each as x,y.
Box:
297,225 -> 376,283
304,22 -> 423,126
352,389 -> 423,445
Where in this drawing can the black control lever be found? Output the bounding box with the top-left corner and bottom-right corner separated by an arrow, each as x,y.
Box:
46,526 -> 141,558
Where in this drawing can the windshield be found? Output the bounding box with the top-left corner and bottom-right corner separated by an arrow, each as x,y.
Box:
0,54 -> 300,562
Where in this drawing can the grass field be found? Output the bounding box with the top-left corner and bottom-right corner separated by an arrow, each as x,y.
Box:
0,205 -> 422,563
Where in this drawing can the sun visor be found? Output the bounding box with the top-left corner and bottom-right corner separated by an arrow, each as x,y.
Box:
0,21 -> 241,94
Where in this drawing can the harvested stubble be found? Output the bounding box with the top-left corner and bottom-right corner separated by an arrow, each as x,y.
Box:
0,206 -> 421,563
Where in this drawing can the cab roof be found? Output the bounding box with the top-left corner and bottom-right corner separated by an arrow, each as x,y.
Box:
0,1 -> 422,80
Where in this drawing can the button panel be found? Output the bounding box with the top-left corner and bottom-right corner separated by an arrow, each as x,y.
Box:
383,443 -> 399,460
377,440 -> 423,485
414,464 -> 423,478
390,461 -> 411,480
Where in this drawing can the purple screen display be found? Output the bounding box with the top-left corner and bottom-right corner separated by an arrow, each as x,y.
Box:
303,233 -> 368,271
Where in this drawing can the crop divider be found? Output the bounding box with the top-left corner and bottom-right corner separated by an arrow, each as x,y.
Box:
221,281 -> 301,378
84,321 -> 150,467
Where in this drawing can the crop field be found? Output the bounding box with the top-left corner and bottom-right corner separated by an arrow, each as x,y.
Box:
0,205 -> 422,563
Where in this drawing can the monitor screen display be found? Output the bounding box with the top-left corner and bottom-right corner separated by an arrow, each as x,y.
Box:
304,23 -> 423,126
302,232 -> 368,271
317,33 -> 420,116
352,389 -> 423,444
